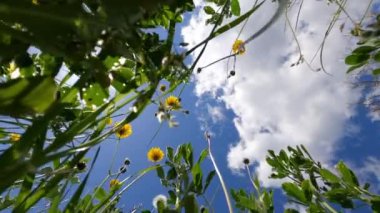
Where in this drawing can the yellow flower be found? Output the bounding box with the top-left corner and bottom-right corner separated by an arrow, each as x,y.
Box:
165,96 -> 181,110
32,0 -> 39,5
105,117 -> 113,125
109,179 -> 121,188
10,133 -> 21,142
147,147 -> 165,163
232,39 -> 245,55
115,123 -> 132,139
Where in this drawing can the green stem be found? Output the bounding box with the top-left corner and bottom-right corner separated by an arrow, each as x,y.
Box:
99,165 -> 160,212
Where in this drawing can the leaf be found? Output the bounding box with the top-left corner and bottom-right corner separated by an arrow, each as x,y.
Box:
230,0 -> 241,16
167,167 -> 177,180
282,182 -> 307,204
373,68 -> 380,75
183,194 -> 199,213
284,209 -> 299,213
82,83 -> 109,107
352,45 -> 377,54
156,166 -> 165,179
301,180 -> 313,203
167,147 -> 174,161
319,168 -> 340,184
197,149 -> 209,164
346,62 -> 366,73
94,187 -> 107,201
371,197 -> 380,212
204,6 -> 215,15
203,170 -> 216,193
344,54 -> 370,65
213,1 -> 264,37
336,161 -> 359,187
191,163 -> 203,191
0,77 -> 57,116
374,51 -> 380,62
324,188 -> 354,208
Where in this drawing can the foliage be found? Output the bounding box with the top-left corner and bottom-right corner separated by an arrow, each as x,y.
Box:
0,0 -> 379,212
0,0 -> 247,211
143,143 -> 215,213
266,145 -> 380,212
345,13 -> 380,117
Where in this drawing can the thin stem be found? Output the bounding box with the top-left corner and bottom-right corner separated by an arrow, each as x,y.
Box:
205,132 -> 234,213
100,165 -> 160,212
84,174 -> 111,212
189,0 -> 231,71
109,138 -> 120,173
359,0 -> 373,25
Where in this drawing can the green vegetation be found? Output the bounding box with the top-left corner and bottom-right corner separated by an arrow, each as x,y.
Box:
0,0 -> 379,212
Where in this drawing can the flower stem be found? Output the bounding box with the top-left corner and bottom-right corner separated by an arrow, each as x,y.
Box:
205,132 -> 234,213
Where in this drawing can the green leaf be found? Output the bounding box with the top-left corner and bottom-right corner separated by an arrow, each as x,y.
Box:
183,194 -> 199,213
191,163 -> 203,191
282,182 -> 307,204
167,167 -> 177,180
324,188 -> 354,208
0,77 -> 57,116
301,180 -> 313,203
336,161 -> 359,186
203,170 -> 216,193
284,209 -> 299,213
197,149 -> 209,164
345,54 -> 370,65
94,187 -> 107,201
373,68 -> 380,75
167,147 -> 174,161
371,197 -> 380,212
320,168 -> 340,184
204,6 -> 215,15
352,45 -> 377,54
156,166 -> 165,179
230,0 -> 241,16
346,62 -> 366,73
213,1 -> 264,37
83,83 -> 109,107
374,51 -> 380,62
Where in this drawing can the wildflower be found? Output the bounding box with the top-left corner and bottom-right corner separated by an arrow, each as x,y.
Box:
232,39 -> 245,55
147,147 -> 165,163
152,194 -> 167,209
115,123 -> 132,139
105,117 -> 113,125
9,133 -> 21,142
165,95 -> 181,110
109,179 -> 121,188
32,0 -> 39,5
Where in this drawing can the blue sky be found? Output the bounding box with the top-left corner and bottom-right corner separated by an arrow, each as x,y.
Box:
3,0 -> 378,212
79,0 -> 380,212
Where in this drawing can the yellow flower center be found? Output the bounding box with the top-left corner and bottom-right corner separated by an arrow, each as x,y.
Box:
147,147 -> 165,163
165,96 -> 181,110
115,123 -> 132,139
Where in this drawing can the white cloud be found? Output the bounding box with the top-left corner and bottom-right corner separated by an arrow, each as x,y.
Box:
182,0 -> 373,186
357,157 -> 380,191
